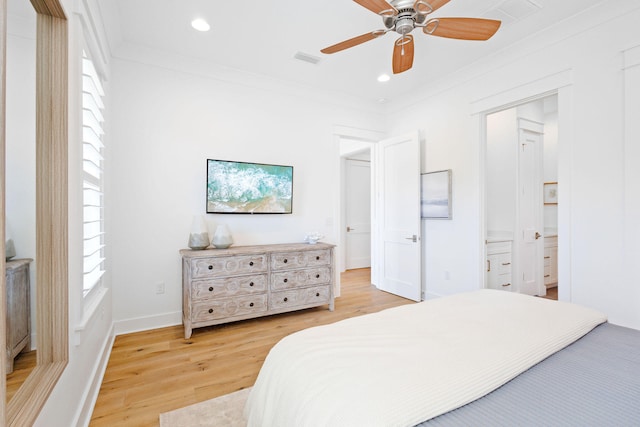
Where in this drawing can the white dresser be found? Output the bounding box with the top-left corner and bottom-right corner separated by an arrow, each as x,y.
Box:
6,258 -> 32,374
544,235 -> 558,287
180,242 -> 335,339
486,240 -> 513,292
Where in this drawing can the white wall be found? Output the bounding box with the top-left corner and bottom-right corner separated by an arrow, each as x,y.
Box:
386,0 -> 640,329
622,43 -> 640,329
108,53 -> 385,332
6,8 -> 36,342
486,108 -> 517,237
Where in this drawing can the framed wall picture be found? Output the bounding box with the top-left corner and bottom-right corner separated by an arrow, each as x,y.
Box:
421,169 -> 452,219
544,182 -> 558,205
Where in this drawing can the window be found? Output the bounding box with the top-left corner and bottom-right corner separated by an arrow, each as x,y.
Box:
82,51 -> 105,296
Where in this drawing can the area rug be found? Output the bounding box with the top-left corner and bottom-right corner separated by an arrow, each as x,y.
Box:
159,387 -> 250,426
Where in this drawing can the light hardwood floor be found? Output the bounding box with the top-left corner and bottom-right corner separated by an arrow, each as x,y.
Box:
5,349 -> 36,402
89,268 -> 412,426
540,286 -> 558,300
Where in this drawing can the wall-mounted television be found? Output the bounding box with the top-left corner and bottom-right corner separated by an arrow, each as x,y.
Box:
206,159 -> 293,214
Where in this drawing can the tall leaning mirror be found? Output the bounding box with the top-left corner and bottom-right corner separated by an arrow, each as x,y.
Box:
1,0 -> 68,425
5,0 -> 36,403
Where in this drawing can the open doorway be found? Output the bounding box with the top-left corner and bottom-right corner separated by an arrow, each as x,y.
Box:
344,153 -> 372,270
485,94 -> 558,299
338,132 -> 422,302
339,138 -> 373,274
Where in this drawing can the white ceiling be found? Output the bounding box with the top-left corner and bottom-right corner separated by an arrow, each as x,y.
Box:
14,0 -> 606,104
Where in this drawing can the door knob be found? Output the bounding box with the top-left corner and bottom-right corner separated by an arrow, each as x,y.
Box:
347,226 -> 355,232
405,235 -> 418,243
535,232 -> 542,240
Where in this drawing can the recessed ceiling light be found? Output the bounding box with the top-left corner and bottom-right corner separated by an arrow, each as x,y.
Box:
377,74 -> 390,83
191,18 -> 210,32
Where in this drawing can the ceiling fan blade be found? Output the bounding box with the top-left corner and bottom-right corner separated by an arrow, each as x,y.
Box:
353,0 -> 397,16
423,17 -> 501,40
414,0 -> 451,14
321,30 -> 386,54
392,35 -> 414,74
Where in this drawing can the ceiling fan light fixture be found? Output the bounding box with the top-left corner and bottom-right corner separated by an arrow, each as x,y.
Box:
377,73 -> 391,82
191,18 -> 210,32
323,0 -> 500,74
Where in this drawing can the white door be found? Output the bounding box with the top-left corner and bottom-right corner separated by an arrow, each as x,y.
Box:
345,159 -> 371,269
517,125 -> 545,296
374,133 -> 422,301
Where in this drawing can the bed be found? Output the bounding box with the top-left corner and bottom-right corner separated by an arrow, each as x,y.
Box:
243,290 -> 640,426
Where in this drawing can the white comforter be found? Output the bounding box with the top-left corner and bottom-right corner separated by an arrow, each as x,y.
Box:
244,290 -> 606,427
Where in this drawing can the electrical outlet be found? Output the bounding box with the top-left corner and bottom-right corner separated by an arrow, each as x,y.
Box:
155,282 -> 165,294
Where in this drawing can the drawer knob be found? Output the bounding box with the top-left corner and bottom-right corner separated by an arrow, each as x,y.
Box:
249,261 -> 254,266
250,302 -> 254,307
283,259 -> 288,263
316,292 -> 320,297
284,297 -> 288,302
249,282 -> 254,287
502,283 -> 511,287
316,256 -> 320,260
316,274 -> 320,278
208,308 -> 213,313
208,265 -> 213,270
283,278 -> 288,283
208,286 -> 213,292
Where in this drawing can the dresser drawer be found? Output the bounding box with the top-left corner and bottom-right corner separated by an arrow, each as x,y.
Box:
271,249 -> 331,271
270,267 -> 331,291
488,253 -> 511,275
191,274 -> 267,301
488,276 -> 513,291
192,294 -> 268,322
191,254 -> 268,279
496,256 -> 512,275
270,285 -> 331,310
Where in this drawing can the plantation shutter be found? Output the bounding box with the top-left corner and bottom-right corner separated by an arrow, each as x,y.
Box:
82,51 -> 105,295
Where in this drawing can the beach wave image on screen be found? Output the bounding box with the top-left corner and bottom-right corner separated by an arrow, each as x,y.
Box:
207,159 -> 293,214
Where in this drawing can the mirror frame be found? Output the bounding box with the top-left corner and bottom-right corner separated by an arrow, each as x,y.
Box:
1,0 -> 68,425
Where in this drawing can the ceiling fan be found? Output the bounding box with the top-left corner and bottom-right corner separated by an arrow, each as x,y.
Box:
321,0 -> 501,74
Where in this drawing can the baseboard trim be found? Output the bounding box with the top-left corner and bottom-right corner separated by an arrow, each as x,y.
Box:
424,292 -> 443,300
74,323 -> 116,427
114,311 -> 182,336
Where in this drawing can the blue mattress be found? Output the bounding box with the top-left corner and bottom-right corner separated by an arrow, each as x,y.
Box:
417,323 -> 640,426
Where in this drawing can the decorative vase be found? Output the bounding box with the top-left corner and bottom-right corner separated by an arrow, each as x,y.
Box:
5,220 -> 16,260
212,224 -> 233,249
188,215 -> 210,250
5,239 -> 16,261
304,232 -> 324,245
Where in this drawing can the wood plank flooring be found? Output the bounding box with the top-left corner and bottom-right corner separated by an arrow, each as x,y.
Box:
540,286 -> 558,300
5,349 -> 36,402
89,268 -> 412,426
